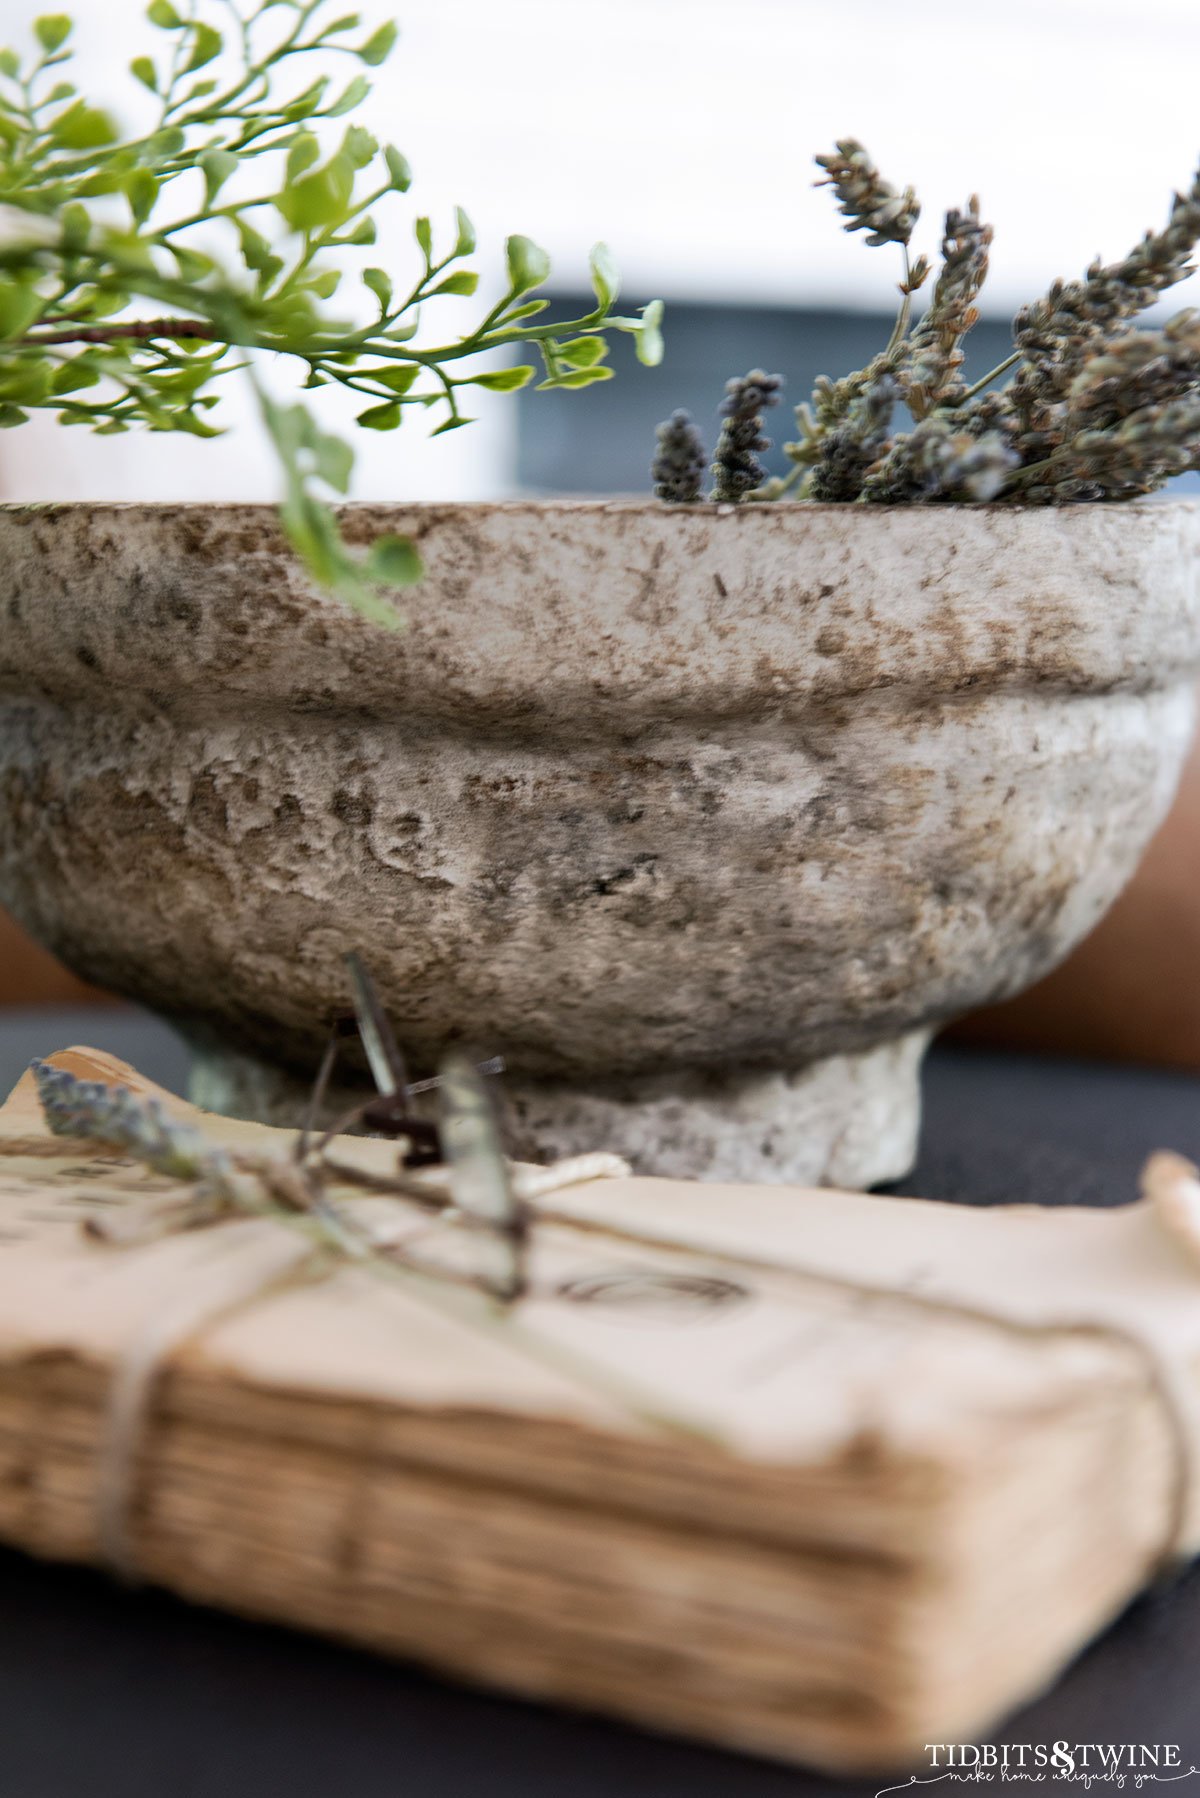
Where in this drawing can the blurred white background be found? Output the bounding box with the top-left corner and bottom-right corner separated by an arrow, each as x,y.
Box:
1,0 -> 1199,501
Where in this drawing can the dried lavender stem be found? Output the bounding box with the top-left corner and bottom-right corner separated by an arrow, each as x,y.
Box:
953,351 -> 1022,406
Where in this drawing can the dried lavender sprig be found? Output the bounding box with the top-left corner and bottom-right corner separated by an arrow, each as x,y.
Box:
861,417 -> 1019,503
905,199 -> 993,419
651,409 -> 707,504
814,139 -> 919,248
1010,165 -> 1200,457
772,143 -> 926,499
777,348 -> 902,499
711,370 -> 782,503
1019,168 -> 1200,363
1006,392 -> 1200,501
31,1060 -> 249,1204
956,387 -> 1022,450
650,140 -> 1200,510
1064,312 -> 1200,434
803,373 -> 898,501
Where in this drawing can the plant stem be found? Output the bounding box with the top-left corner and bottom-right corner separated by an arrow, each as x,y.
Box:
758,463 -> 806,501
996,456 -> 1054,495
953,350 -> 1021,405
21,319 -> 224,347
883,246 -> 914,358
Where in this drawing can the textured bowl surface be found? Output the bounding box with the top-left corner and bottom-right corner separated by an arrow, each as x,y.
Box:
0,499 -> 1197,1108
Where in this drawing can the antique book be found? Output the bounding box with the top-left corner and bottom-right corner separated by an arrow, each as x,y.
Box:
0,1046 -> 1198,1772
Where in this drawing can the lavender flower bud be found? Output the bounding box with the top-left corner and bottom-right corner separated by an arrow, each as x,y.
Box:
651,409 -> 707,503
31,1060 -> 245,1204
710,369 -> 782,503
814,140 -> 919,248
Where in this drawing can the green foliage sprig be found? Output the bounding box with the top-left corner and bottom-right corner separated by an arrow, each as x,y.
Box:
653,136 -> 1200,508
0,3 -> 664,619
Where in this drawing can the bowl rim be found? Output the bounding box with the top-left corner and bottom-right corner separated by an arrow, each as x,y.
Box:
0,495 -> 1197,518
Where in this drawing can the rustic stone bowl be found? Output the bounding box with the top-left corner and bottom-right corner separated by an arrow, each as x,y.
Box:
0,500 -> 1197,1187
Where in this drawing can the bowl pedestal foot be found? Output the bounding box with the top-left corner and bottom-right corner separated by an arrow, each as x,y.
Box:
188,1028 -> 931,1189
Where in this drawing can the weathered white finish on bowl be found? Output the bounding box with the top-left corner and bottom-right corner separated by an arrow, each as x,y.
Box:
0,500 -> 1197,1184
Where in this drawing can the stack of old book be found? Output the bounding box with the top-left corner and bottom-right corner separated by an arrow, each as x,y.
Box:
0,1045 -> 1197,1771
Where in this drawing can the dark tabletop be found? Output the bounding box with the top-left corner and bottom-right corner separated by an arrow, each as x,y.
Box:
2,1008 -> 1199,1798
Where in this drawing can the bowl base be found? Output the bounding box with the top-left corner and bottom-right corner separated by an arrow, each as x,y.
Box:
189,1029 -> 930,1189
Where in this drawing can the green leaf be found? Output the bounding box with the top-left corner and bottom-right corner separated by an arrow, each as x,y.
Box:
275,154 -> 355,232
50,100 -> 117,148
414,215 -> 432,262
282,76 -> 328,119
0,358 -> 52,404
322,14 -> 361,35
383,145 -> 411,191
326,73 -> 369,116
286,131 -> 320,182
362,266 -> 392,311
362,363 -> 417,393
170,244 -> 214,281
309,426 -> 353,492
367,534 -> 421,586
503,298 -> 549,322
60,200 -> 89,249
0,405 -> 27,427
75,287 -> 124,317
147,124 -> 184,157
184,21 -> 222,71
123,167 -> 159,225
634,298 -> 664,367
99,228 -> 156,273
588,241 -> 619,312
256,291 -> 324,342
537,366 -> 614,390
34,14 -> 72,52
358,21 -> 397,64
431,413 -> 472,435
557,336 -> 608,368
198,146 -> 237,202
356,400 -> 401,429
505,234 -> 550,297
164,410 -> 222,439
305,268 -> 341,299
235,218 -> 283,283
51,359 -> 99,394
469,365 -> 534,392
146,0 -> 183,26
0,282 -> 44,339
430,270 -> 477,297
0,50 -> 21,78
341,123 -> 376,169
453,206 -> 475,256
130,54 -> 158,92
333,217 -> 375,246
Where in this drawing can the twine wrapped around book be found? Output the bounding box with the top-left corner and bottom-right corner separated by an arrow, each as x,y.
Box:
84,1148 -> 1200,1586
94,1231 -> 324,1579
86,1149 -> 641,1583
21,1060 -> 1200,1588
